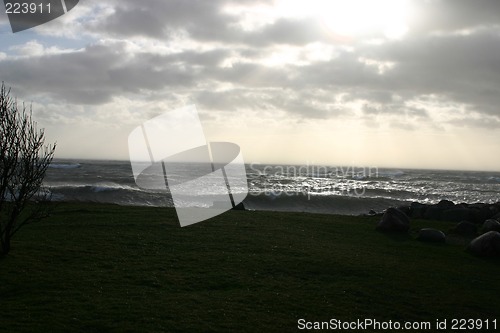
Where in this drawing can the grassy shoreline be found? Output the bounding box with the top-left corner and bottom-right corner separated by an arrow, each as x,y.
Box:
1,202 -> 499,332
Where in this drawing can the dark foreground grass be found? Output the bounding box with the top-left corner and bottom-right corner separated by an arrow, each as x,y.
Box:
1,203 -> 499,332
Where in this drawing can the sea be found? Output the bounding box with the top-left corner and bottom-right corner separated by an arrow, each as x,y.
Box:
44,159 -> 500,216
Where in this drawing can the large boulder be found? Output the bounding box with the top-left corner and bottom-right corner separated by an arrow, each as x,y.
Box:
481,219 -> 500,233
406,202 -> 500,223
376,208 -> 410,232
417,228 -> 446,243
485,204 -> 500,218
451,221 -> 478,237
468,204 -> 491,224
441,207 -> 472,222
419,200 -> 455,221
437,199 -> 455,209
423,206 -> 442,220
409,202 -> 427,219
397,205 -> 411,216
478,204 -> 497,221
468,231 -> 500,257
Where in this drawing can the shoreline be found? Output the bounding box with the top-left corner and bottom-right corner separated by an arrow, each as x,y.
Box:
48,198 -> 500,221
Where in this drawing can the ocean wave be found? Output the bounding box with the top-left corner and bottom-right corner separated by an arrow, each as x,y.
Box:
46,182 -> 172,207
487,176 -> 500,183
377,170 -> 405,178
48,182 -> 142,192
49,163 -> 81,169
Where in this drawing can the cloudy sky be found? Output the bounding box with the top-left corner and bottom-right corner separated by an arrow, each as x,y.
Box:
0,0 -> 499,171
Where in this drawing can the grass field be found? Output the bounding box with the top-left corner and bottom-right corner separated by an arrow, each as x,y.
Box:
1,203 -> 499,332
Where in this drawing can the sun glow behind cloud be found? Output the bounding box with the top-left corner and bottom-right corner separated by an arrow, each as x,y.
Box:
223,0 -> 412,40
275,0 -> 412,40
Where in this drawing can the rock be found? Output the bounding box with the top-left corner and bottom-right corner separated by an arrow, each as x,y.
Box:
409,202 -> 427,219
397,205 -> 411,216
468,231 -> 500,257
441,207 -> 472,222
417,228 -> 446,243
478,204 -> 497,221
423,206 -> 442,220
491,212 -> 500,220
468,203 -> 486,210
376,208 -> 410,232
468,206 -> 489,224
481,219 -> 500,233
437,199 -> 455,209
483,204 -> 500,219
492,202 -> 500,216
451,221 -> 477,237
384,202 -> 500,225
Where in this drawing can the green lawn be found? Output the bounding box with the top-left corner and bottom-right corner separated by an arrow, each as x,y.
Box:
1,203 -> 499,332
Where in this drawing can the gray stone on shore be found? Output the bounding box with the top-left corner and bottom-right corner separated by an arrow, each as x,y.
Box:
397,205 -> 411,216
376,207 -> 410,233
451,221 -> 477,237
417,228 -> 446,243
481,219 -> 500,233
407,201 -> 500,223
423,206 -> 442,220
441,207 -> 472,222
409,202 -> 427,219
437,199 -> 455,209
468,231 -> 500,257
491,212 -> 500,220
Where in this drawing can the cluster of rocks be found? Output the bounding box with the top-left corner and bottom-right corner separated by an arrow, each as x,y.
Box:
399,200 -> 500,223
375,201 -> 500,258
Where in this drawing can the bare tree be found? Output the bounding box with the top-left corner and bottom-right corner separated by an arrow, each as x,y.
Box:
0,83 -> 56,256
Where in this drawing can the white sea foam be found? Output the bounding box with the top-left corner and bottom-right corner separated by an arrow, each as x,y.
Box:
43,160 -> 500,214
49,163 -> 81,169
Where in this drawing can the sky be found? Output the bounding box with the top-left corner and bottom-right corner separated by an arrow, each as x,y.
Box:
0,0 -> 500,171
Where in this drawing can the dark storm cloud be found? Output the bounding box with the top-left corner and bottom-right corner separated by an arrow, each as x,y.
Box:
362,31 -> 500,117
239,18 -> 327,46
273,27 -> 500,121
91,0 -> 500,42
2,0 -> 500,127
362,103 -> 429,118
93,3 -> 328,46
0,43 -> 231,104
86,0 -> 500,42
90,0 -> 244,40
343,90 -> 396,105
410,0 -> 500,34
99,7 -> 168,38
210,62 -> 294,87
195,87 -> 348,119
